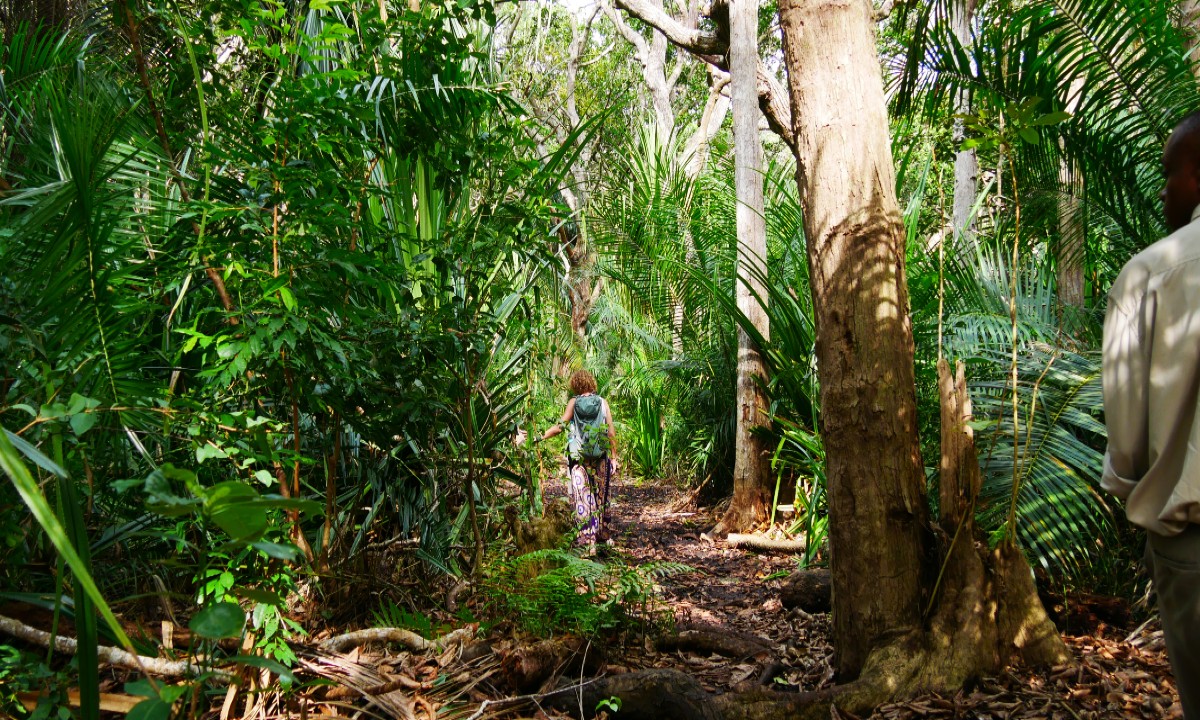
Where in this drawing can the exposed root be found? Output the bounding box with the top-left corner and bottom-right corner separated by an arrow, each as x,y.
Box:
319,625 -> 474,654
656,627 -> 772,659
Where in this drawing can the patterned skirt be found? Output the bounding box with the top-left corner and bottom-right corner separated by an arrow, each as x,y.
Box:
566,457 -> 610,549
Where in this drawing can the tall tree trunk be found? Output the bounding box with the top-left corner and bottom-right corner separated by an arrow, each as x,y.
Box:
777,0 -> 927,677
556,8 -> 600,350
950,0 -> 979,245
1056,158 -> 1085,318
1181,0 -> 1200,80
776,0 -> 1067,689
1056,76 -> 1087,325
720,0 -> 771,533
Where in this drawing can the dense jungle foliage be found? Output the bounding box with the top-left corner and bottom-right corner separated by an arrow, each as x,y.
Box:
0,0 -> 1196,716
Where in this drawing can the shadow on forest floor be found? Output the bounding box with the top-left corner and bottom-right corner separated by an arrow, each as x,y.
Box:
541,473 -> 1185,720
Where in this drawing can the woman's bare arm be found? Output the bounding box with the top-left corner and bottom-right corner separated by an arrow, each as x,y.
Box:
541,398 -> 576,441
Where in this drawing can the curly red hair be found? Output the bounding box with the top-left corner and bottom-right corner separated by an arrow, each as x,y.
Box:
569,369 -> 597,396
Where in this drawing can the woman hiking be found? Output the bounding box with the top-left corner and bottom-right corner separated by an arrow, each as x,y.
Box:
540,369 -> 618,555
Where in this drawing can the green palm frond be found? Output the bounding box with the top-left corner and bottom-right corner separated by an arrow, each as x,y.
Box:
1,66 -> 168,417
896,0 -> 1197,265
970,346 -> 1109,573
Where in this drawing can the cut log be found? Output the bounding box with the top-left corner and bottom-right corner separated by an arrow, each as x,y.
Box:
727,534 -> 806,553
779,569 -> 831,613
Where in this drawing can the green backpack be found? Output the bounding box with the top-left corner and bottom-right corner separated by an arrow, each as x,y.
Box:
568,394 -> 609,461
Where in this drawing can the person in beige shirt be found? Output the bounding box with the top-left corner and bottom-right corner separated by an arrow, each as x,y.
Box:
1104,111 -> 1200,717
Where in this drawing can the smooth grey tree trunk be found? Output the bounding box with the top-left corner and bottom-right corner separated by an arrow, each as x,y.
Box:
950,0 -> 979,245
721,0 -> 772,532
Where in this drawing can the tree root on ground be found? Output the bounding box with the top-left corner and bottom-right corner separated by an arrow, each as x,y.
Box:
319,625 -> 474,654
501,635 -> 603,692
655,626 -> 772,659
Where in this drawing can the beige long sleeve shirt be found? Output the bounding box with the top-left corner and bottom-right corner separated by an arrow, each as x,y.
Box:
1103,205 -> 1200,537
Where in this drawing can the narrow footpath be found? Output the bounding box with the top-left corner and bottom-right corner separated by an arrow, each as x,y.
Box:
584,474 -> 1182,719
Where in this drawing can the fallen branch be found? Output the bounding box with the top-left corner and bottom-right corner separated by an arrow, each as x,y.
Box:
319,625 -> 474,654
0,613 -> 218,678
727,533 -> 806,553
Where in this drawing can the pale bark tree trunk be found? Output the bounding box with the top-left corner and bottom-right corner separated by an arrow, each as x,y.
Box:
950,0 -> 979,245
1181,0 -> 1200,81
605,0 -> 678,142
720,0 -> 772,533
1056,78 -> 1086,326
613,0 -> 795,152
777,0 -> 927,676
776,0 -> 1067,691
606,2 -> 730,358
560,7 -> 602,348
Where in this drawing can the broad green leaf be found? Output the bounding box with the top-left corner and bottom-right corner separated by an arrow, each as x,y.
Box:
127,698 -> 171,720
250,541 -> 302,562
70,412 -> 97,437
195,443 -> 228,463
205,482 -> 268,540
279,286 -> 297,311
189,601 -> 244,639
253,496 -> 324,515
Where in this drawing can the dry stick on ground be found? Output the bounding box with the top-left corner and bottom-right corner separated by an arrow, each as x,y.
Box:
726,534 -> 806,553
0,614 -> 224,679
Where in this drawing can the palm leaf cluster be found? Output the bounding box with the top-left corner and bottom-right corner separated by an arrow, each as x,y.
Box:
885,0 -> 1200,577
970,346 -> 1107,571
1,1 -> 577,595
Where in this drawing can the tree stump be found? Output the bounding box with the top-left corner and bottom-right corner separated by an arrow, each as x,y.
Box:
779,569 -> 831,613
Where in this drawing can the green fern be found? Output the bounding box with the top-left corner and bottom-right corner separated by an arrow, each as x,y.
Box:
484,549 -> 692,637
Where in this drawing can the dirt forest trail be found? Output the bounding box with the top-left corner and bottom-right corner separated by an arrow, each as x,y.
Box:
553,472 -> 1185,719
